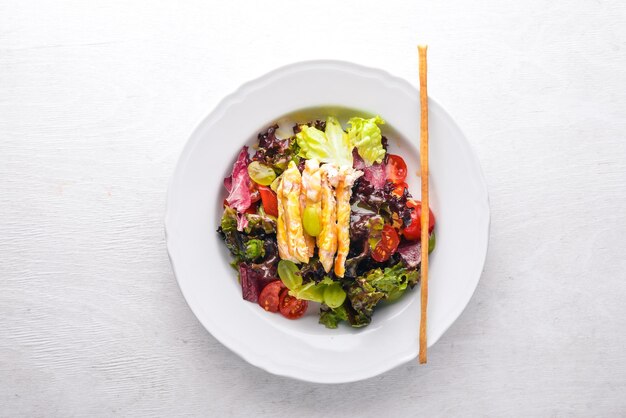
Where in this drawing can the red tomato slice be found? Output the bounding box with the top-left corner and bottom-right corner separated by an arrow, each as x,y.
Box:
391,181 -> 408,197
386,154 -> 408,184
371,225 -> 400,262
402,199 -> 436,240
258,185 -> 279,217
278,288 -> 308,319
258,280 -> 284,313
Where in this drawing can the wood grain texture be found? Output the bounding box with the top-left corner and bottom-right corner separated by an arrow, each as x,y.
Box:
1,0 -> 625,416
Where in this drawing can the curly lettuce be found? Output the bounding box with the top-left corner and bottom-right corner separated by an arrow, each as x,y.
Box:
351,177 -> 414,227
252,124 -> 300,173
319,304 -> 349,329
364,263 -> 419,301
296,116 -> 353,167
344,264 -> 419,327
347,116 -> 386,166
346,278 -> 385,327
218,208 -> 276,265
296,115 -> 386,168
244,239 -> 265,261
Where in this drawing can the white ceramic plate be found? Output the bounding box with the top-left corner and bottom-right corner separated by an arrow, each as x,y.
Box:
166,61 -> 489,383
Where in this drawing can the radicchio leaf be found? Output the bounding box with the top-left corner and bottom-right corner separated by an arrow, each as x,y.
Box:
353,150 -> 386,188
353,149 -> 366,170
225,147 -> 252,220
239,262 -> 278,303
397,239 -> 422,269
364,163 -> 387,189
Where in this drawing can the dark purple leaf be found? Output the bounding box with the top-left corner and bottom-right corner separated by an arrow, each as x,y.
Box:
349,212 -> 374,247
397,239 -> 422,269
239,262 -> 278,303
351,176 -> 413,227
252,124 -> 297,172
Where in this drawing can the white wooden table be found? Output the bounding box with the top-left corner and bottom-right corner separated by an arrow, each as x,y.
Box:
2,1 -> 625,416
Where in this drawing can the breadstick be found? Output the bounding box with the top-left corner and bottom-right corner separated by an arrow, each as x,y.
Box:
418,44 -> 430,364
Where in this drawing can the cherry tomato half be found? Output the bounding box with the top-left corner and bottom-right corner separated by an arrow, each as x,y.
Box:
258,280 -> 284,313
258,185 -> 279,217
371,224 -> 401,262
386,154 -> 408,184
402,199 -> 436,240
278,288 -> 308,319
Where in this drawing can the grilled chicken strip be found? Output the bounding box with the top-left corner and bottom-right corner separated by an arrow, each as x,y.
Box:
333,166 -> 362,277
317,165 -> 337,272
300,159 -> 321,258
276,175 -> 296,262
281,161 -> 309,263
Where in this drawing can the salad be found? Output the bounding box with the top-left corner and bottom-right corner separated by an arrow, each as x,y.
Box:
217,116 -> 436,328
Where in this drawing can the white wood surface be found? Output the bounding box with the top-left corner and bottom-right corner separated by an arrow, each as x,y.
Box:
2,0 -> 625,416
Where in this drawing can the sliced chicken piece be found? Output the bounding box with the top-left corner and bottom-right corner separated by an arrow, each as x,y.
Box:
300,201 -> 316,258
281,161 -> 309,263
333,166 -> 363,278
301,159 -> 321,258
317,165 -> 337,272
276,176 -> 296,262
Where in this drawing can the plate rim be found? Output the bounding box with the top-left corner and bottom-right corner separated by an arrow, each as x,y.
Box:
165,59 -> 491,383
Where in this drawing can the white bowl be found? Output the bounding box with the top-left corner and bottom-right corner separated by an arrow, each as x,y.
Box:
165,60 -> 490,383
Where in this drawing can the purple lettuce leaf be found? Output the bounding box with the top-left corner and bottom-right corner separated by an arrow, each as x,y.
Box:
353,149 -> 386,188
351,177 -> 414,227
239,261 -> 278,303
252,125 -> 298,172
397,239 -> 422,269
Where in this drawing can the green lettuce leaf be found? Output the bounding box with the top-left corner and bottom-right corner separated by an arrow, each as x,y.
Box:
366,215 -> 385,251
218,208 -> 273,264
244,239 -> 265,261
347,116 -> 386,165
319,304 -> 348,329
346,278 -> 385,327
220,207 -> 276,236
296,116 -> 353,167
364,264 -> 419,302
344,264 -> 419,327
243,213 -> 276,235
290,276 -> 335,303
220,207 -> 238,232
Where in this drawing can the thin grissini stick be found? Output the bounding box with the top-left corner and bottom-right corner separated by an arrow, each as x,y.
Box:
418,44 -> 429,364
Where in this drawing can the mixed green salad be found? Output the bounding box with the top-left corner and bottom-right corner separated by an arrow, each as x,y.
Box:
218,116 -> 436,328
